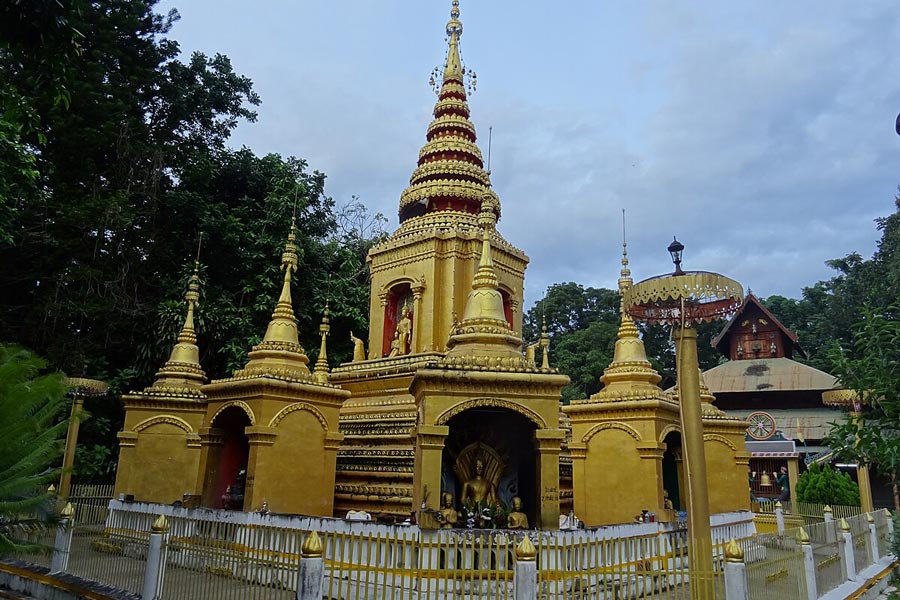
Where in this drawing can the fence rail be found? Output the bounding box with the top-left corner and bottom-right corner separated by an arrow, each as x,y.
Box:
11,503 -> 893,600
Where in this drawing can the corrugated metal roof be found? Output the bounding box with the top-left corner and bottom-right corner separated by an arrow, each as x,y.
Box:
703,357 -> 836,394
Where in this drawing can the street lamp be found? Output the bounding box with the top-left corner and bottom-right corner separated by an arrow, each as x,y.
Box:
624,239 -> 743,599
59,376 -> 109,499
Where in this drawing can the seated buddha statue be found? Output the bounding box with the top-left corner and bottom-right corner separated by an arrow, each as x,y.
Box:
460,458 -> 497,506
506,496 -> 529,530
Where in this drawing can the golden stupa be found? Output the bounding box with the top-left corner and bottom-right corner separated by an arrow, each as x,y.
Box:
113,1 -> 749,528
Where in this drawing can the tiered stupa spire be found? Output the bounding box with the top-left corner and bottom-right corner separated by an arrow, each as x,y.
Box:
443,200 -> 526,365
313,304 -> 330,384
234,223 -> 312,380
398,0 -> 499,223
572,231 -> 670,404
141,262 -> 207,396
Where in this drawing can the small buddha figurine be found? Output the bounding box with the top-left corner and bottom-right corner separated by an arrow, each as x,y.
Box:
437,492 -> 458,529
507,496 -> 529,530
396,308 -> 412,355
350,331 -> 366,362
663,489 -> 674,510
461,458 -> 497,506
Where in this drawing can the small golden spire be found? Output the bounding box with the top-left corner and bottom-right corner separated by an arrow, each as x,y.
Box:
234,222 -> 312,380
60,502 -> 75,520
143,259 -> 207,395
577,222 -> 668,405
302,531 -> 324,558
313,303 -> 330,384
443,0 -> 464,83
443,199 -> 525,365
840,517 -> 850,533
151,514 -> 169,533
540,315 -> 550,369
797,527 -> 811,545
724,538 -> 744,563
515,535 -> 537,561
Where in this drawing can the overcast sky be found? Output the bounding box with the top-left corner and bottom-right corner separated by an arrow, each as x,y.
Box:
159,0 -> 900,310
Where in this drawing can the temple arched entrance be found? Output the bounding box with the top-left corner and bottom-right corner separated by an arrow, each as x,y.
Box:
662,430 -> 684,512
441,407 -> 537,527
203,405 -> 251,509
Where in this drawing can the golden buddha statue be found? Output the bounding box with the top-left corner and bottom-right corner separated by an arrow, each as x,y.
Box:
350,331 -> 366,362
396,306 -> 412,355
437,492 -> 458,529
507,496 -> 528,530
461,458 -> 497,506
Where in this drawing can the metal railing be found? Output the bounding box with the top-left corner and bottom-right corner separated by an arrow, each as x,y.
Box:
752,501 -> 862,523
68,483 -> 115,529
11,502 -> 893,600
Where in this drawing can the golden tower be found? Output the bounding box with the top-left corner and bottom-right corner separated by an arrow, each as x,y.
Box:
196,224 -> 349,516
563,237 -> 682,525
115,263 -> 208,502
330,1 -> 568,526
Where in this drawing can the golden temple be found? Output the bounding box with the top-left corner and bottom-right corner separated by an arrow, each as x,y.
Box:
113,1 -> 750,528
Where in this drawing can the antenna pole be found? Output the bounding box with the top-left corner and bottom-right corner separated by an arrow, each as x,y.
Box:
487,126 -> 493,174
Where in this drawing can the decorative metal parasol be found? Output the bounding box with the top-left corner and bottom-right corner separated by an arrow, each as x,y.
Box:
64,377 -> 109,397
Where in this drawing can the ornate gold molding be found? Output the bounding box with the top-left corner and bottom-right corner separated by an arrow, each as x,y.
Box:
268,402 -> 329,431
132,415 -> 194,434
434,398 -> 547,428
210,400 -> 256,426
581,421 -> 642,444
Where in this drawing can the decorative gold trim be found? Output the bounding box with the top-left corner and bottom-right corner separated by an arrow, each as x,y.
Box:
268,402 -> 329,431
658,424 -> 681,443
132,415 -> 193,434
703,433 -> 737,451
581,422 -> 643,444
210,400 -> 256,426
434,398 -> 547,428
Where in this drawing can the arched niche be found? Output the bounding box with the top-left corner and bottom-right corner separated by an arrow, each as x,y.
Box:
382,282 -> 414,357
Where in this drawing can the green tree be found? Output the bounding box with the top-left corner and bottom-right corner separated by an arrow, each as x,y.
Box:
0,345 -> 69,555
795,463 -> 860,506
824,305 -> 900,512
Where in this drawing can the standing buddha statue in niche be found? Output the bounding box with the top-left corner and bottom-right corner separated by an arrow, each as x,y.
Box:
461,458 -> 497,506
389,302 -> 413,357
437,492 -> 458,529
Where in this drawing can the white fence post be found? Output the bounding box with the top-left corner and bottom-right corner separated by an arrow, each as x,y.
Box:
886,509 -> 895,541
514,535 -> 537,600
840,518 -> 856,581
798,528 -> 817,600
49,502 -> 75,574
724,539 -> 749,600
775,502 -> 785,534
867,513 -> 880,563
824,505 -> 835,544
141,514 -> 169,600
297,531 -> 325,600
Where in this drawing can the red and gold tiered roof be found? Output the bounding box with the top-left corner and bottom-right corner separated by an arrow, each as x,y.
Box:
398,0 -> 499,223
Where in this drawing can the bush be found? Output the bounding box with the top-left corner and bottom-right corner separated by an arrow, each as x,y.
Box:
795,463 -> 860,506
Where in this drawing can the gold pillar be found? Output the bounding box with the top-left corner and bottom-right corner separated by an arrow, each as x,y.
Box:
569,442 -> 588,518
243,426 -> 278,511
672,325 -> 713,598
787,457 -> 800,504
413,425 -> 448,511
849,412 -> 875,513
411,279 -> 425,354
59,396 -> 84,499
535,429 -> 566,530
196,427 -> 224,507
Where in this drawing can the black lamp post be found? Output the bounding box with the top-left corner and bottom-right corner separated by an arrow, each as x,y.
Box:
668,237 -> 685,275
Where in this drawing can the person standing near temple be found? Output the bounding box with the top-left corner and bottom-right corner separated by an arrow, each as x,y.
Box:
777,466 -> 790,501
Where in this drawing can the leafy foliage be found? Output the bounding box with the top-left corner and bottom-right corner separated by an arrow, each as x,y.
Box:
824,305 -> 900,511
0,345 -> 68,555
795,463 -> 860,506
523,282 -> 722,402
0,1 -> 380,483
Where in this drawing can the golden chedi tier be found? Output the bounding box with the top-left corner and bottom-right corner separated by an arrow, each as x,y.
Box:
564,240 -> 681,526
115,263 -> 208,503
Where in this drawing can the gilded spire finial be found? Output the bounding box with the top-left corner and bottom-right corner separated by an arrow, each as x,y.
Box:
444,197 -> 524,364
313,302 -> 330,384
444,0 -> 464,83
234,220 -> 312,380
403,0 -> 493,223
